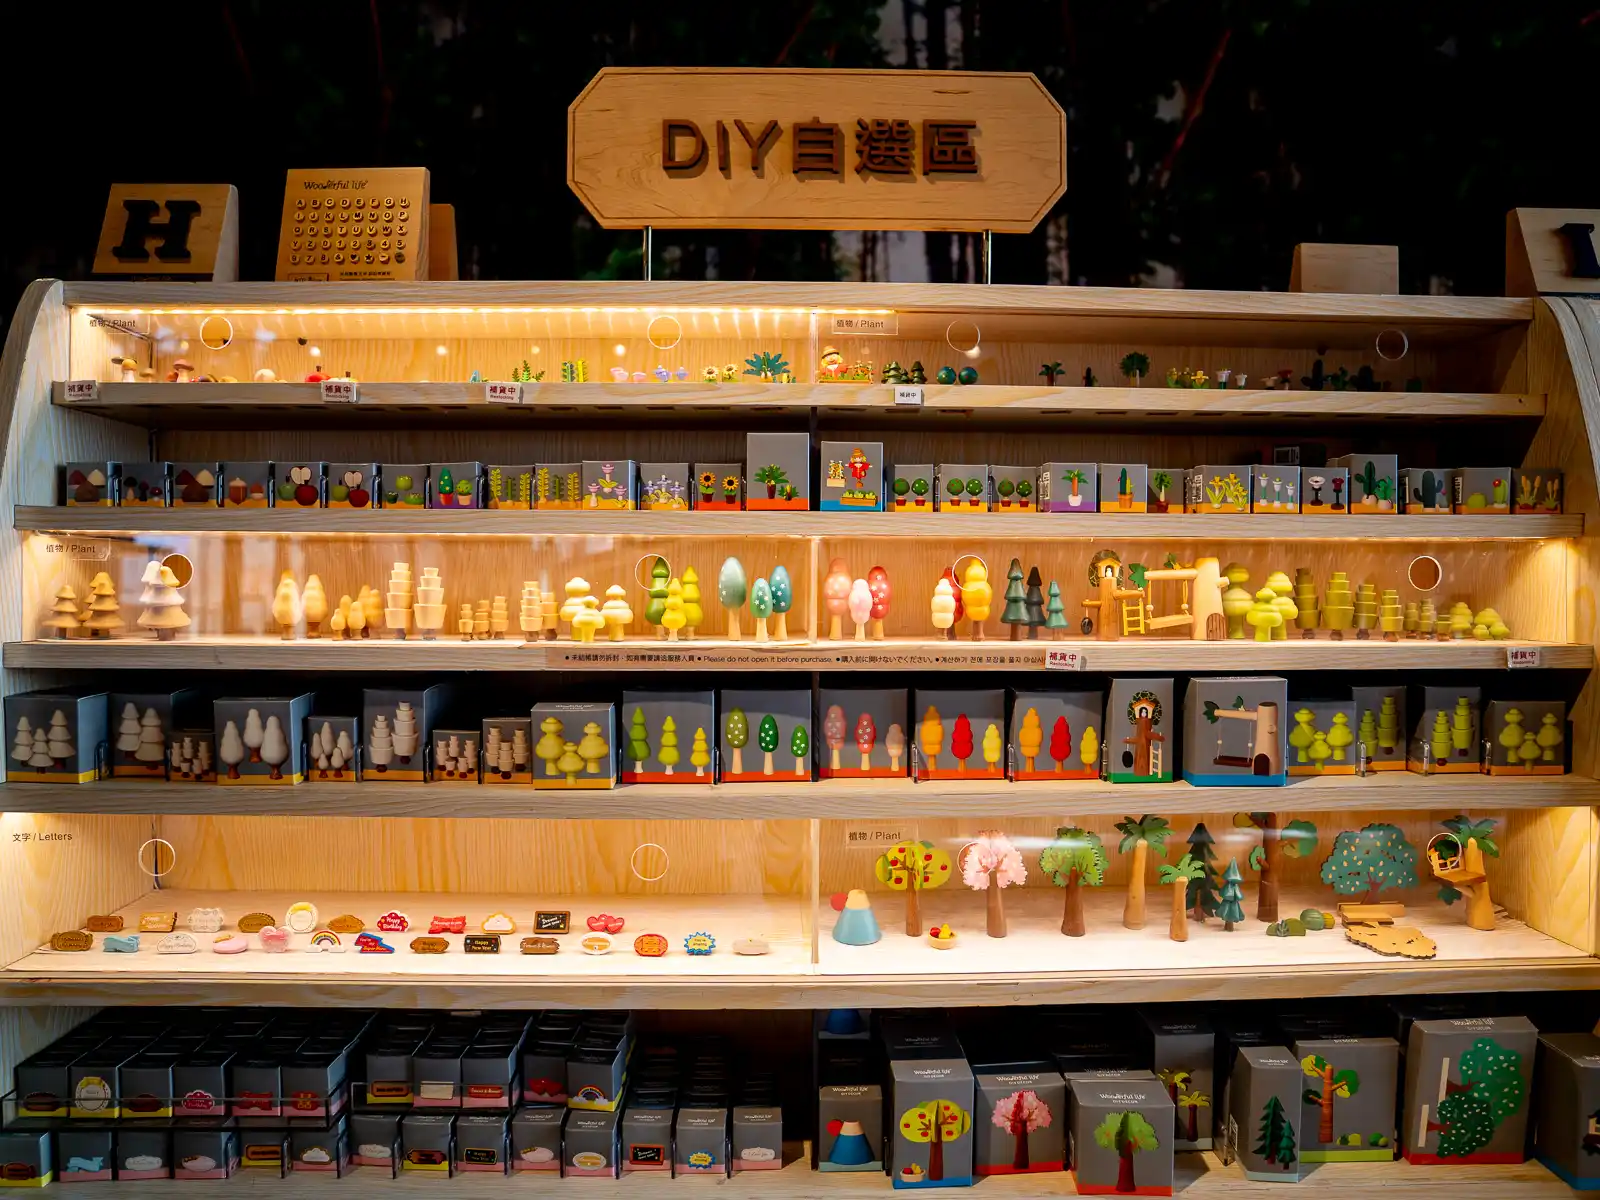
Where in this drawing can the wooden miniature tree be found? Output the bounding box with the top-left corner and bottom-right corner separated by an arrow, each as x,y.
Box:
822,557 -> 851,640
1095,1111 -> 1159,1193
854,712 -> 876,771
982,724 -> 1002,773
558,577 -> 589,636
219,720 -> 245,779
757,713 -> 780,775
938,566 -> 964,640
1319,822 -> 1418,903
1379,589 -> 1405,640
661,578 -> 687,641
519,581 -> 544,642
302,574 -> 329,638
644,557 -> 670,638
844,577 -> 871,640
137,561 -> 190,641
1353,581 -> 1379,639
718,557 -> 749,641
1081,725 -> 1100,773
1158,854 -> 1206,942
884,721 -> 906,770
1023,567 -> 1047,638
1434,815 -> 1499,928
1254,1096 -> 1298,1169
1538,711 -> 1564,763
790,725 -> 809,776
271,570 -> 301,639
42,585 -> 81,638
1045,582 -> 1068,637
1039,826 -> 1106,937
115,702 -> 141,756
1264,572 -> 1298,638
10,715 -> 30,767
557,740 -> 585,783
725,708 -> 749,774
1018,708 -> 1043,771
1114,814 -> 1172,930
821,705 -> 848,771
82,572 -> 123,638
536,716 -> 565,776
1292,568 -> 1319,637
767,565 -> 791,639
1220,563 -> 1252,638
867,566 -> 891,639
931,578 -> 956,638
681,566 -> 704,639
993,1089 -> 1052,1172
690,727 -> 711,776
748,577 -> 773,642
135,707 -> 165,768
601,585 -> 633,641
260,716 -> 289,780
1323,572 -> 1355,639
386,562 -> 415,639
950,714 -> 974,771
1217,859 -> 1246,931
874,839 -> 953,936
1048,715 -> 1071,772
627,709 -> 650,774
918,706 -> 943,773
899,1099 -> 971,1185
1001,558 -> 1028,640
456,602 -> 476,639
1234,812 -> 1317,922
960,830 -> 1026,937
412,567 -> 447,638
44,711 -> 73,766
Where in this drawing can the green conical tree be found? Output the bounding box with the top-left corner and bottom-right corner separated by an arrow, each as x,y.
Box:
1000,558 -> 1028,640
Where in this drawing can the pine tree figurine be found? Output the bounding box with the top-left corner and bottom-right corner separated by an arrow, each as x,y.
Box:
11,716 -> 32,765
1218,858 -> 1245,931
42,585 -> 81,638
82,572 -> 123,639
909,361 -> 927,384
137,561 -> 190,641
1001,558 -> 1028,640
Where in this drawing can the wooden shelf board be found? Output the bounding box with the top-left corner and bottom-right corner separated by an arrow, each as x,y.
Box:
4,771 -> 1594,821
26,1152 -> 1582,1199
8,636 -> 1590,672
4,888 -> 1596,1010
17,505 -> 1580,541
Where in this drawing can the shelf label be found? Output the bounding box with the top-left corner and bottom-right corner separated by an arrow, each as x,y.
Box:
39,537 -> 111,562
1044,647 -> 1087,671
1507,646 -> 1542,669
484,381 -> 523,405
63,379 -> 99,403
320,379 -> 358,404
893,385 -> 924,407
842,823 -> 910,850
829,315 -> 899,337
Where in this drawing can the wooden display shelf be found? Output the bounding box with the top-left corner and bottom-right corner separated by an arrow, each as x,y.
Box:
5,771 -> 1594,821
25,1152 -> 1583,1199
18,504 -> 1581,540
7,636 -> 1590,672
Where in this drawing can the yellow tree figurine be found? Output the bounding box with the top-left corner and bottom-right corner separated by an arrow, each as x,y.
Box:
1018,708 -> 1043,772
1220,563 -> 1252,638
919,706 -> 943,774
601,585 -> 633,641
271,571 -> 301,639
302,574 -> 329,638
536,716 -> 565,776
982,723 -> 1002,774
690,727 -> 711,777
82,572 -> 123,639
42,585 -> 81,638
681,567 -> 704,639
963,559 -> 993,640
661,579 -> 687,641
874,839 -> 953,936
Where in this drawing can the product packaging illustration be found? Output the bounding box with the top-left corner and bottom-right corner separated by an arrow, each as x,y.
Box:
214,695 -> 313,785
821,441 -> 884,511
1009,690 -> 1104,780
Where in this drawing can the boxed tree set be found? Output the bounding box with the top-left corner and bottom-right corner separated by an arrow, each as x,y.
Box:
718,689 -> 810,783
818,688 -> 910,778
1008,690 -> 1104,780
620,690 -> 716,784
912,689 -> 1005,781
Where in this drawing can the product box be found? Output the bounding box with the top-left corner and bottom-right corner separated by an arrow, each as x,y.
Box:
621,1106 -> 672,1174
238,1129 -> 286,1172
170,461 -> 220,506
818,688 -> 909,778
746,433 -> 810,510
819,1084 -> 884,1172
431,728 -> 480,784
568,1032 -> 631,1111
1186,465 -> 1250,514
1010,690 -> 1104,780
363,686 -> 445,782
534,462 -> 583,509
400,1113 -> 453,1173
1223,1045 -> 1302,1180
1330,454 -> 1399,514
1402,1016 -> 1537,1164
564,1110 -> 619,1177
120,1052 -> 177,1117
1251,465 -> 1300,513
510,1106 -> 564,1171
1070,1076 -> 1174,1195
731,1105 -> 783,1174
1351,686 -> 1406,772
1484,699 -> 1567,775
911,688 -> 1005,781
1099,463 -> 1148,512
6,689 -> 108,784
15,1045 -> 79,1118
693,461 -> 743,510
639,461 -> 692,511
890,1058 -> 975,1188
1300,466 -> 1349,513
381,464 -> 428,508
63,461 -> 118,506
169,728 -> 219,781
1148,467 -> 1182,513
110,690 -> 202,779
283,1049 -> 349,1117
306,715 -> 360,782
326,463 -> 378,509
1408,686 -> 1482,774
213,694 -> 313,785
292,1121 -> 347,1172
232,1054 -> 285,1117
172,1047 -> 233,1116
1182,676 -> 1288,786
1453,466 -> 1514,514
523,1035 -> 575,1105
115,1128 -> 170,1180
430,462 -> 483,509
1040,462 -> 1097,513
485,464 -> 534,510
1061,1068 -> 1156,1163
991,464 -> 1037,513
1294,1035 -> 1398,1162
1106,678 -> 1173,783
463,1038 -> 523,1108
821,441 -> 884,511
937,462 -> 990,512
274,460 -> 325,508
1142,1014 -> 1215,1150
1514,466 -> 1563,514
675,1107 -> 729,1176
480,716 -> 532,784
889,462 -> 936,513
1402,467 -> 1453,514
219,461 -> 273,508
171,1121 -> 237,1180
0,1130 -> 52,1187
71,1041 -> 139,1117
531,702 -> 617,788
118,461 -> 168,506
1284,699 -> 1358,776
581,459 -> 638,510
413,1039 -> 466,1106
974,1068 -> 1065,1175
350,1112 -> 400,1168
1534,1031 -> 1600,1187
455,1113 -> 508,1172
718,688 -> 811,783
58,1128 -> 114,1181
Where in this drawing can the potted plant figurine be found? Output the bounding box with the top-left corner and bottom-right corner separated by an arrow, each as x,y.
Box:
1120,352 -> 1151,387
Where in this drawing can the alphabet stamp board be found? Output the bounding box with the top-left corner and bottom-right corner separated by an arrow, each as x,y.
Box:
276,168 -> 430,282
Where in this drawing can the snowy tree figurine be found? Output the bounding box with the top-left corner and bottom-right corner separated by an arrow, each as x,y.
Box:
136,561 -> 190,641
83,572 -> 123,638
961,830 -> 1027,937
219,721 -> 245,779
46,711 -> 74,766
11,716 -> 32,765
135,708 -> 166,771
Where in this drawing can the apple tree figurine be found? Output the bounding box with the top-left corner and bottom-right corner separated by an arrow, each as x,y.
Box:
875,839 -> 953,937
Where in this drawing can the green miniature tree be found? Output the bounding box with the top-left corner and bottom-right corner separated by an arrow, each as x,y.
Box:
1094,1111 -> 1159,1192
658,716 -> 680,774
893,477 -> 911,502
768,565 -> 793,639
1000,558 -> 1028,640
1039,826 -> 1106,937
1429,1038 -> 1525,1158
717,557 -> 748,640
1450,697 -> 1474,758
909,361 -> 927,384
1044,582 -> 1068,634
1151,470 -> 1173,510
749,576 -> 773,639
627,708 -> 651,774
1302,1053 -> 1360,1146
1255,1095 -> 1297,1169
965,477 -> 984,498
1497,708 -> 1525,768
645,557 -> 670,633
1119,352 -> 1151,385
725,708 -> 749,775
1319,823 -> 1418,903
1437,815 -> 1499,905
1429,711 -> 1451,763
1217,858 -> 1245,930
757,714 -> 780,775
790,725 -> 809,776
1185,823 -> 1221,920
1023,567 -> 1047,636
1039,361 -> 1064,385
911,477 -> 930,503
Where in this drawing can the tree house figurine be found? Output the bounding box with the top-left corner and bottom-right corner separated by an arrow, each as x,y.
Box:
1426,828 -> 1495,931
1082,550 -> 1143,640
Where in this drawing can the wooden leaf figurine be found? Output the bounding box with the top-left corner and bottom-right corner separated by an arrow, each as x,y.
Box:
962,559 -> 992,640
137,561 -> 191,641
867,566 -> 891,639
1114,814 -> 1172,930
960,831 -> 1026,938
823,557 -> 852,640
874,839 -> 953,936
848,578 -> 872,641
1157,854 -> 1206,942
1039,826 -> 1106,937
718,557 -> 748,640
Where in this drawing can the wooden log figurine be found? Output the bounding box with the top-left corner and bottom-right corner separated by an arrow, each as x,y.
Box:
385,562 -> 414,639
848,578 -> 872,641
963,559 -> 992,640
823,557 -> 851,640
1114,814 -> 1172,930
1158,854 -> 1206,942
960,831 -> 1026,938
137,561 -> 191,642
271,570 -> 301,639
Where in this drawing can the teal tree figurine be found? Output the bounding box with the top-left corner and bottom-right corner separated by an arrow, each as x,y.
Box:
1218,858 -> 1245,931
718,557 -> 748,641
1045,582 -> 1068,638
1002,559 -> 1028,641
768,565 -> 793,640
749,576 -> 773,642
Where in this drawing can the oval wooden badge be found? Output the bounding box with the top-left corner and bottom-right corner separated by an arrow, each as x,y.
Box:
138,912 -> 177,933
520,937 -> 560,955
328,914 -> 365,933
51,931 -> 92,952
410,937 -> 449,955
633,933 -> 668,958
86,915 -> 125,932
236,912 -> 275,933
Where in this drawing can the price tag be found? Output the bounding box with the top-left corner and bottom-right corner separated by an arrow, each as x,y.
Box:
894,385 -> 924,407
320,379 -> 357,404
1044,647 -> 1087,671
484,381 -> 523,405
1507,646 -> 1542,669
63,380 -> 99,402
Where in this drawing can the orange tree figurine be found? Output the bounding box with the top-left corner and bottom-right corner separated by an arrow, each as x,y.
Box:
874,839 -> 953,936
1039,826 -> 1106,937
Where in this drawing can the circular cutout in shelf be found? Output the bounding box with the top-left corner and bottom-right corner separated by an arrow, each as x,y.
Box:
1407,554 -> 1442,592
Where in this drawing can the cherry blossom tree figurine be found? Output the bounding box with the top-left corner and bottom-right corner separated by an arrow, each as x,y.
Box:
961,830 -> 1026,937
848,578 -> 872,640
824,557 -> 852,640
867,565 -> 891,639
823,705 -> 848,772
855,712 -> 877,771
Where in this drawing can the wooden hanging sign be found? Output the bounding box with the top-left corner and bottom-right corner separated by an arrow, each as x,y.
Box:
567,68 -> 1066,233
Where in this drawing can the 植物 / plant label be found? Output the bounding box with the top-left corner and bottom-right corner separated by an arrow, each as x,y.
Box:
320,379 -> 357,404
893,385 -> 924,407
1044,647 -> 1087,671
830,315 -> 899,337
485,381 -> 523,405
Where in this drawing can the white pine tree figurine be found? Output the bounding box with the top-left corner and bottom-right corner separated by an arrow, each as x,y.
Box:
259,716 -> 289,780
491,596 -> 509,639
271,570 -> 302,639
385,562 -> 414,639
28,727 -> 54,770
334,730 -> 353,776
368,715 -> 394,772
413,567 -> 446,639
520,581 -> 544,642
135,707 -> 165,765
11,716 -> 32,763
243,709 -> 265,763
47,711 -> 74,764
116,702 -> 142,753
302,574 -> 329,638
83,573 -> 123,638
137,561 -> 190,641
42,585 -> 82,638
172,735 -> 195,779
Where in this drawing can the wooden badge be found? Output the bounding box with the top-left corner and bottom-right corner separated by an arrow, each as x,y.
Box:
328,913 -> 365,933
587,913 -> 625,934
534,911 -> 571,934
410,937 -> 449,955
51,931 -> 92,952
139,912 -> 177,933
86,915 -> 125,933
103,934 -> 140,953
429,915 -> 466,934
375,910 -> 410,933
464,934 -> 501,954
521,937 -> 560,955
158,932 -> 198,954
236,912 -> 275,933
482,912 -> 516,934
633,933 -> 669,958
187,907 -> 224,933
733,937 -> 770,956
580,934 -> 613,955
683,932 -> 715,956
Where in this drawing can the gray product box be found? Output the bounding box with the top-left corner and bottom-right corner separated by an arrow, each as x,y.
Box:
63,460 -> 119,506
639,461 -> 692,511
1186,464 -> 1251,513
511,1106 -> 564,1171
1351,686 -> 1406,773
1142,1014 -> 1216,1150
0,1130 -> 51,1187
1514,465 -> 1563,513
1484,699 -> 1567,776
937,462 -> 990,512
380,463 -> 429,509
350,1112 -> 400,1167
532,701 -> 617,789
975,1068 -> 1066,1176
364,1038 -> 424,1106
888,462 -> 936,513
5,689 -> 108,784
110,689 -> 203,780
1181,676 -> 1289,787
1070,1076 -> 1174,1195
890,1058 -> 975,1188
820,441 -> 885,511
1148,467 -> 1182,513
1402,1016 -> 1537,1165
58,1128 -> 114,1180
172,1048 -> 233,1115
115,1127 -> 170,1179
1300,466 -> 1349,513
306,715 -> 360,782
567,1034 -> 631,1112
581,459 -> 639,510
429,462 -> 483,509
1251,464 -> 1300,513
1063,1068 -> 1156,1166
817,687 -> 909,778
1039,462 -> 1097,513
15,1046 -> 80,1117
481,716 -> 532,785
534,462 -> 582,509
1107,677 -> 1175,783
431,727 -> 481,785
326,462 -> 379,509
231,1056 -> 285,1117
1401,466 -> 1454,514
291,1120 -> 347,1172
485,464 -> 534,510
170,461 -> 220,506
621,1106 -> 673,1173
400,1113 -> 453,1173
523,1037 -> 575,1104
455,1113 -> 508,1172
413,1041 -> 466,1106
564,1110 -> 619,1177
219,461 -> 273,508
172,1122 -> 237,1179
819,1083 -> 884,1172
1294,1035 -> 1398,1162
1452,465 -> 1514,515
718,688 -> 811,783
1099,463 -> 1148,512
1224,1045 -> 1302,1181
731,1105 -> 782,1174
1407,685 -> 1482,774
284,1050 -> 349,1117
1010,689 -> 1105,781
118,461 -> 168,506
168,728 -> 217,784
1330,453 -> 1400,513
692,461 -> 743,510
462,1040 -> 522,1108
1534,1031 -> 1600,1188
362,685 -> 446,782
273,460 -> 325,508
746,433 -> 810,509
119,1054 -> 178,1117
675,1107 -> 729,1177
990,463 -> 1037,513
910,687 -> 1006,781
213,693 -> 313,786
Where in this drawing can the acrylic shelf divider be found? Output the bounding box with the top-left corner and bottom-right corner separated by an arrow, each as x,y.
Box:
4,771 -> 1595,821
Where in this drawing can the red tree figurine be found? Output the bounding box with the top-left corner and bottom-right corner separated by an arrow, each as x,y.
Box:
1049,717 -> 1072,772
823,704 -> 848,773
867,565 -> 891,640
951,714 -> 974,771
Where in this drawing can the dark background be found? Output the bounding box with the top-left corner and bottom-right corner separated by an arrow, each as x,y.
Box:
4,0 -> 1597,325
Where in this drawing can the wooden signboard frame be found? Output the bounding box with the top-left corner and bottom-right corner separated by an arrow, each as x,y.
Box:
1507,208 -> 1600,296
91,184 -> 239,282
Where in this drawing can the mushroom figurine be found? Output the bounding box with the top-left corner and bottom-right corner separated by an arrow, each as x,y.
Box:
169,358 -> 195,383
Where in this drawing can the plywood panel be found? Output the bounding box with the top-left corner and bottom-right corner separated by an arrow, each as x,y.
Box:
0,1005 -> 97,1095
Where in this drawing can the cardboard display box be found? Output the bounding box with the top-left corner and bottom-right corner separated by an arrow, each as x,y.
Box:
362,686 -> 445,782
115,1128 -> 170,1180
1104,678 -> 1172,784
1099,463 -> 1148,513
485,464 -> 534,509
731,1105 -> 783,1174
564,1111 -> 619,1177
1407,686 -> 1482,774
534,462 -> 583,509
818,688 -> 909,778
1009,690 -> 1104,781
63,461 -> 118,506
213,694 -> 313,786
1070,1076 -> 1174,1195
889,462 -> 936,513
1484,699 -> 1566,776
746,433 -> 810,510
1300,466 -> 1349,514
511,1106 -> 564,1171
350,1112 -> 400,1169
639,461 -> 692,511
480,716 -> 532,784
170,461 -> 219,507
819,1084 -> 883,1172
975,1068 -> 1065,1176
1402,1016 -> 1537,1165
890,1057 -> 975,1188
911,688 -> 1005,781
1285,698 -> 1358,776
1185,465 -> 1250,514
621,690 -> 715,784
582,459 -> 638,510
306,715 -> 360,782
938,462 -> 990,512
1294,1035 -> 1399,1162
6,690 -> 108,784
991,464 -> 1037,513
429,462 -> 482,509
1453,465 -> 1514,514
219,461 -> 273,508
1040,462 -> 1097,513
675,1107 -> 729,1176
381,464 -> 428,509
1514,465 -> 1563,514
1402,467 -> 1454,514
58,1128 -> 114,1182
1142,1014 -> 1215,1151
1330,453 -> 1399,514
400,1113 -> 452,1173
291,1121 -> 348,1172
0,1130 -> 51,1187
692,461 -> 743,510
325,462 -> 378,509
1223,1045 -> 1302,1181
719,689 -> 811,783
454,1114 -> 507,1172
172,1122 -> 237,1180
821,441 -> 885,511
110,690 -> 203,780
1251,465 -> 1300,514
1534,1031 -> 1600,1188
532,702 -> 617,789
621,1106 -> 672,1174
430,728 -> 480,785
1182,677 -> 1288,786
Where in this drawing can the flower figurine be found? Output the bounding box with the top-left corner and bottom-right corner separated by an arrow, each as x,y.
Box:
683,931 -> 716,955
